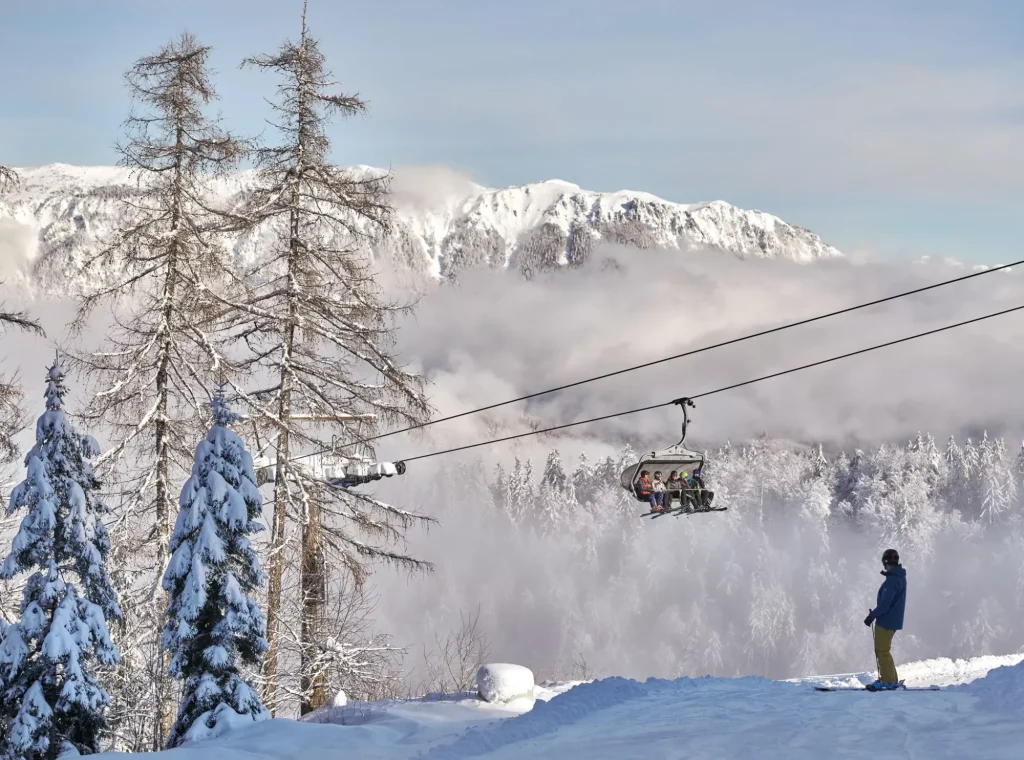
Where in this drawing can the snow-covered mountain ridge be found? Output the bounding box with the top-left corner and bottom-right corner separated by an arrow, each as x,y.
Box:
0,163 -> 842,293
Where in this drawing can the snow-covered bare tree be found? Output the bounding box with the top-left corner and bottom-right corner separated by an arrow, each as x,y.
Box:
280,576 -> 406,705
421,605 -> 490,695
67,32 -> 246,746
162,387 -> 269,747
220,1 -> 430,714
0,302 -> 43,474
0,364 -> 121,759
0,166 -> 18,195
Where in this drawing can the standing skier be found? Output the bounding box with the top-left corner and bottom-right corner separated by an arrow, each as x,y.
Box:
863,548 -> 906,690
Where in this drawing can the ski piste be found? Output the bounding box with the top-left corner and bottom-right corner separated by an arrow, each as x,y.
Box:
813,680 -> 941,692
642,505 -> 728,519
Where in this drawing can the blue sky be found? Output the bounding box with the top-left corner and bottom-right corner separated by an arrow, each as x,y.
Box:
3,0 -> 1023,263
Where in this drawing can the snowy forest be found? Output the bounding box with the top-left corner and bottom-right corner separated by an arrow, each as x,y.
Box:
4,3 -> 1024,760
391,430 -> 1024,687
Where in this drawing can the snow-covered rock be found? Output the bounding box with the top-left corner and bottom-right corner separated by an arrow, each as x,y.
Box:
181,703 -> 262,745
330,690 -> 347,708
477,663 -> 535,703
0,164 -> 842,295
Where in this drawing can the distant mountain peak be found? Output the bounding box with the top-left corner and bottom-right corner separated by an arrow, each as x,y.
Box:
0,163 -> 842,293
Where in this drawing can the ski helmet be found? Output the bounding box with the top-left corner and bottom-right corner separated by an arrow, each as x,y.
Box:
881,548 -> 899,566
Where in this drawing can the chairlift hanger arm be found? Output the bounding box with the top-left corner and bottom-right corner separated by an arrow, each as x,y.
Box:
671,396 -> 695,445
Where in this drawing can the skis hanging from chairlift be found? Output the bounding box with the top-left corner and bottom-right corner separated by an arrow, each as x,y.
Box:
249,414 -> 405,490
252,443 -> 406,489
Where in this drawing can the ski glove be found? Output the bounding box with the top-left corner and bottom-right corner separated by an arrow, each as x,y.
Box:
864,611 -> 875,627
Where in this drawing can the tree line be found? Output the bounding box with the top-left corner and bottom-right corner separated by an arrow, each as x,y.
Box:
1,1 -> 430,755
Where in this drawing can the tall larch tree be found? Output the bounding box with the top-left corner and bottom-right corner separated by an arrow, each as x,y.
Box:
68,32 -> 245,748
0,364 -> 121,759
162,387 -> 269,747
220,1 -> 430,714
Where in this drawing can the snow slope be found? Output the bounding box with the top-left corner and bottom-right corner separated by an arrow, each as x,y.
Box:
0,164 -> 842,294
92,653 -> 1024,760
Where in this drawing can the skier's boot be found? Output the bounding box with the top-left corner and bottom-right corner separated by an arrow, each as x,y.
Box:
867,679 -> 899,691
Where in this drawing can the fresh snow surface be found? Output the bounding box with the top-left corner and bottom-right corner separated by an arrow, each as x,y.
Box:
476,663 -> 535,703
90,653 -> 1024,760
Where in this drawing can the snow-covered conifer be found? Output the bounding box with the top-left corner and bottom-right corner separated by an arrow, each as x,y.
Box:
537,449 -> 573,535
490,463 -> 507,508
944,436 -> 970,514
1014,441 -> 1024,503
162,388 -> 269,747
571,453 -> 594,507
995,437 -> 1017,508
0,364 -> 121,759
503,458 -> 530,525
978,435 -> 1010,524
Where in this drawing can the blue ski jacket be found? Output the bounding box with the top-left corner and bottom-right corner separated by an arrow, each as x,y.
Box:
872,565 -> 906,631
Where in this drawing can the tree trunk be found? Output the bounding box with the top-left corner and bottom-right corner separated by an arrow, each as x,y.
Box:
263,201 -> 300,713
154,87 -> 184,748
299,497 -> 328,714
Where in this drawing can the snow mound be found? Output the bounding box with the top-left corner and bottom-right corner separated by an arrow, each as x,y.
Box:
477,663 -> 535,703
962,660 -> 1024,707
421,676 -> 714,760
181,703 -> 268,745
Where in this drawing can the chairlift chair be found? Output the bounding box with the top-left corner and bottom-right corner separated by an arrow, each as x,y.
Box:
619,398 -> 717,512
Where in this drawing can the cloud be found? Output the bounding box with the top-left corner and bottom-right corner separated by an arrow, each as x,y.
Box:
359,247 -> 1024,685
0,218 -> 38,281
379,246 -> 1024,469
387,165 -> 480,213
4,241 -> 1024,688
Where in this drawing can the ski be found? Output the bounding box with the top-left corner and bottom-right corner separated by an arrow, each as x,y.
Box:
673,506 -> 728,517
813,682 -> 940,692
642,506 -> 684,518
642,505 -> 728,519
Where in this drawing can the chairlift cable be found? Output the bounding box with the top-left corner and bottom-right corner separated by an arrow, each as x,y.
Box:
288,256 -> 1022,465
395,301 -> 1024,463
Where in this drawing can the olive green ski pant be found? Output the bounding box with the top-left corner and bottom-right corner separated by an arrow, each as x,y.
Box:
873,624 -> 898,684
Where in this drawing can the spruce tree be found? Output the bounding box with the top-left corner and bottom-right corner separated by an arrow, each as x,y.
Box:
0,364 -> 121,759
1014,441 -> 1024,503
162,388 -> 269,747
